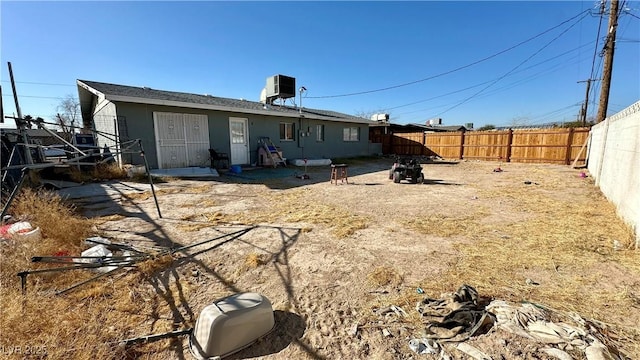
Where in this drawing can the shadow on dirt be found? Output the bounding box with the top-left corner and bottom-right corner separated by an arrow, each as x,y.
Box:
226,310 -> 311,359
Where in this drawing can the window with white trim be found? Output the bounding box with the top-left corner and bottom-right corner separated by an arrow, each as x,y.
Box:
280,122 -> 295,141
343,126 -> 359,141
316,124 -> 325,142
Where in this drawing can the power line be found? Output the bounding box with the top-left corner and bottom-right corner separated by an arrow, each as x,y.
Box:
393,53 -> 590,119
306,9 -> 591,99
0,80 -> 75,87
435,11 -> 590,117
1,94 -> 69,100
384,42 -> 593,112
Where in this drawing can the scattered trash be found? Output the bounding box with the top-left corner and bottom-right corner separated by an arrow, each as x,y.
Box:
408,338 -> 439,355
53,250 -> 71,257
471,196 -> 478,200
612,240 -> 622,251
13,226 -> 41,242
456,343 -> 491,360
493,167 -> 503,173
1,221 -> 40,241
580,172 -> 588,178
76,244 -> 117,273
525,278 -> 540,286
541,347 -> 573,360
382,328 -> 392,337
485,300 -> 620,358
375,305 -> 407,318
416,285 -> 494,341
524,180 -> 532,184
7,221 -> 33,235
416,287 -> 424,294
348,323 -> 359,337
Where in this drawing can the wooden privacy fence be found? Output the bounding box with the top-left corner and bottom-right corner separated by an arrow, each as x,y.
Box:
371,128 -> 590,165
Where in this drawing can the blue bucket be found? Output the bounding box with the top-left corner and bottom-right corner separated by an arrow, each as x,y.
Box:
230,165 -> 242,174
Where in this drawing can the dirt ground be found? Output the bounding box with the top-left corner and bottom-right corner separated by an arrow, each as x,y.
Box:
52,157 -> 640,359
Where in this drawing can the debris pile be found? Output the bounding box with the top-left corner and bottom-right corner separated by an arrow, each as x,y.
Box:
404,285 -> 629,359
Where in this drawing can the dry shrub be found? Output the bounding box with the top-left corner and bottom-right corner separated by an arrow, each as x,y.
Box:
8,188 -> 92,253
93,163 -> 128,180
243,252 -> 268,269
367,266 -> 403,287
1,188 -> 194,359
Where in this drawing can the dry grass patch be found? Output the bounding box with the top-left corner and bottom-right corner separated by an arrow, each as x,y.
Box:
122,188 -> 177,201
0,189 -> 196,359
177,190 -> 368,237
266,190 -> 369,238
404,212 -> 487,237
179,198 -> 216,208
408,185 -> 640,356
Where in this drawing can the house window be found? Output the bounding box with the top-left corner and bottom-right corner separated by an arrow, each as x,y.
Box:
316,124 -> 325,142
343,126 -> 359,142
280,122 -> 295,141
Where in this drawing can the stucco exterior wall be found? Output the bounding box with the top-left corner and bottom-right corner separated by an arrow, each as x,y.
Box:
587,101 -> 640,247
113,102 -> 370,168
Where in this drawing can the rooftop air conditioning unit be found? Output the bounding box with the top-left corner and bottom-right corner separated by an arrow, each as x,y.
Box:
371,113 -> 390,122
266,75 -> 296,100
428,118 -> 443,126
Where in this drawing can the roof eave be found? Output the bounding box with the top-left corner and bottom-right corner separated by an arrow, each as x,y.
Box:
104,94 -> 367,123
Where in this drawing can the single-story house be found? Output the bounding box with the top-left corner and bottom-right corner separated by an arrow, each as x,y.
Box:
77,80 -> 373,169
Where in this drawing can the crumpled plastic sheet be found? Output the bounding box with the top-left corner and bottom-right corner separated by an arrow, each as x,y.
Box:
485,300 -> 619,360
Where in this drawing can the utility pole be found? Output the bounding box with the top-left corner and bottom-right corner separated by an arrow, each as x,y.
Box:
7,61 -> 34,165
577,79 -> 595,126
596,0 -> 619,123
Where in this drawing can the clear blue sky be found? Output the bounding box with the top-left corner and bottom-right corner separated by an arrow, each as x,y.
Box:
1,1 -> 639,129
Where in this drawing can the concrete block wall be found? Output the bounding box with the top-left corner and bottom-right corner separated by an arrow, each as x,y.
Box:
587,100 -> 640,247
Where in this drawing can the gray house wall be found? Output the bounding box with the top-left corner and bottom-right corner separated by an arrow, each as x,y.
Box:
108,102 -> 369,169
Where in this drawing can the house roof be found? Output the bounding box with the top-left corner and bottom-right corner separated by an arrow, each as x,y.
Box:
77,80 -> 372,124
407,123 -> 467,132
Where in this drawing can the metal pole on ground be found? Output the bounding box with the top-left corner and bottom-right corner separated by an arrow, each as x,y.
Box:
138,140 -> 162,219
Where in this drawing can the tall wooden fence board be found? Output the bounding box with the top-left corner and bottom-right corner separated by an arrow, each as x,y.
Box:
425,132 -> 463,158
463,130 -> 511,160
376,127 -> 590,165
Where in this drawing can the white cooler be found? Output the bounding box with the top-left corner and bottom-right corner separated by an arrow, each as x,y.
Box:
189,292 -> 275,359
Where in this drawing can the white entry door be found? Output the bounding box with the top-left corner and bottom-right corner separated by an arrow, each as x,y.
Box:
154,112 -> 209,169
229,117 -> 249,165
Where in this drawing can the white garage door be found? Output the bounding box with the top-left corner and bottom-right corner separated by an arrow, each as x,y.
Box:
153,112 -> 209,169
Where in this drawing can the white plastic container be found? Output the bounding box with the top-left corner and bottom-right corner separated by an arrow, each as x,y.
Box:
13,227 -> 41,242
190,292 -> 275,359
